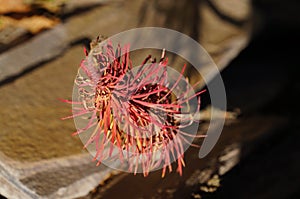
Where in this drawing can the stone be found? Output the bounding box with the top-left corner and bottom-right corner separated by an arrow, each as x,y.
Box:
89,116 -> 287,198
0,0 -> 253,198
0,26 -> 28,45
0,24 -> 68,83
0,26 -> 29,53
0,44 -> 119,199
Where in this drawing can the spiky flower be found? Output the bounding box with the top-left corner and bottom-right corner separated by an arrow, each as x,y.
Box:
63,39 -> 205,177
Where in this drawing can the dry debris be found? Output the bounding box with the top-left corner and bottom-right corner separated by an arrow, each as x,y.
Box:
0,15 -> 59,34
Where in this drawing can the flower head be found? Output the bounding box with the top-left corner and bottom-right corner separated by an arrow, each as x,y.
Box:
63,38 -> 205,177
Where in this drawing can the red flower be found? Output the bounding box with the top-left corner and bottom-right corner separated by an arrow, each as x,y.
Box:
63,39 -> 205,177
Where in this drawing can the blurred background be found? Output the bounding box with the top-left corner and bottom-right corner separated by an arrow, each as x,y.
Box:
0,0 -> 299,198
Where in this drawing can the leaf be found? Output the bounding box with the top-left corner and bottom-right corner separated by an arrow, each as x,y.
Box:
0,16 -> 60,34
0,0 -> 31,14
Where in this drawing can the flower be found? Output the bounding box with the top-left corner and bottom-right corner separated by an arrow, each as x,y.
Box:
62,38 -> 205,177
